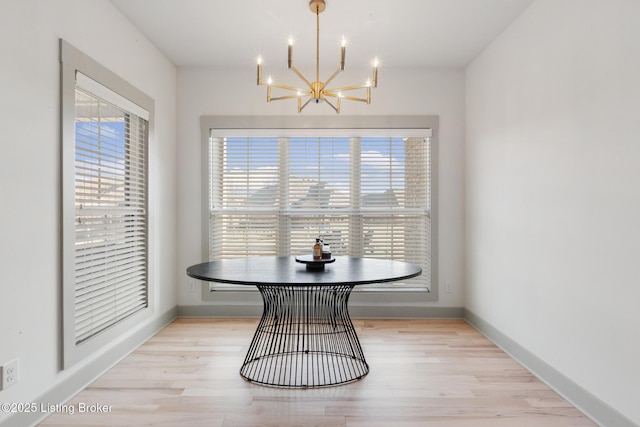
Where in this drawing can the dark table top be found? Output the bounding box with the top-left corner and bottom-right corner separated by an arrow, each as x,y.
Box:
187,256 -> 422,286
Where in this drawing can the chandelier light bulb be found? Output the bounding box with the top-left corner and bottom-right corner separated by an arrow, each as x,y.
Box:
372,58 -> 379,87
340,36 -> 346,70
288,37 -> 294,68
256,56 -> 263,85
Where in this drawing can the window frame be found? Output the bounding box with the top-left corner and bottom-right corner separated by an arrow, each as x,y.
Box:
199,115 -> 438,301
60,40 -> 155,368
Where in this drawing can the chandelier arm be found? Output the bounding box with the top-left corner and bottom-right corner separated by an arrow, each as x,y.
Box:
323,92 -> 366,102
338,95 -> 369,103
270,94 -> 305,101
323,97 -> 339,113
324,84 -> 369,92
289,65 -> 313,88
299,98 -> 315,112
323,67 -> 343,89
269,82 -> 310,93
323,91 -> 370,104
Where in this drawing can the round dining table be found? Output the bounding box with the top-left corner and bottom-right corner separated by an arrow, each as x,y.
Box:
187,256 -> 422,388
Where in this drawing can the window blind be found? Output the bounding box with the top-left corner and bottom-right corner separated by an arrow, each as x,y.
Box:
74,82 -> 149,344
209,134 -> 431,290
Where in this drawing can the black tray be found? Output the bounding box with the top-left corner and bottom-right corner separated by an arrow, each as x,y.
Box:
295,255 -> 336,271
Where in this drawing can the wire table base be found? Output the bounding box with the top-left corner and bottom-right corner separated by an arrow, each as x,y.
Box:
240,284 -> 368,388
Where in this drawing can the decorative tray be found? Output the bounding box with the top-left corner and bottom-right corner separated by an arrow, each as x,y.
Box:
295,255 -> 336,271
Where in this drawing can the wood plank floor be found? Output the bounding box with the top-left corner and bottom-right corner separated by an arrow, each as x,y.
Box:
39,319 -> 595,426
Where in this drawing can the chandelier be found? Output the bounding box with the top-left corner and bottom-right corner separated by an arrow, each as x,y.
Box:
256,0 -> 379,113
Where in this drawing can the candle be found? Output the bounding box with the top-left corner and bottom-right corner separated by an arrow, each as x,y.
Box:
372,58 -> 379,88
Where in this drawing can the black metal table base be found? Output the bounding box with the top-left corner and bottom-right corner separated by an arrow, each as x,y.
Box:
240,284 -> 368,388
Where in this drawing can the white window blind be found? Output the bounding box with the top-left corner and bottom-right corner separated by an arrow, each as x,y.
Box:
73,79 -> 149,343
209,134 -> 431,290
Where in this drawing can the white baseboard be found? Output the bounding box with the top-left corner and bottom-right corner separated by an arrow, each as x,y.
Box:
1,307 -> 177,427
464,309 -> 637,427
176,304 -> 464,318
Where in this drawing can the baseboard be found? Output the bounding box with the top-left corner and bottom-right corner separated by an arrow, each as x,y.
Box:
349,305 -> 464,318
177,304 -> 464,319
1,307 -> 178,427
463,309 -> 638,427
177,304 -> 262,318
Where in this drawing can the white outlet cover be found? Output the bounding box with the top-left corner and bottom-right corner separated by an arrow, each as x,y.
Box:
1,358 -> 19,389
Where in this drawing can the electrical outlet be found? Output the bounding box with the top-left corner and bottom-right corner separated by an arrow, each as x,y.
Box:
1,358 -> 19,390
445,281 -> 453,294
188,279 -> 197,292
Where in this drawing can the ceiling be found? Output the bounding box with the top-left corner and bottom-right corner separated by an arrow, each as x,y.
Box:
109,0 -> 534,69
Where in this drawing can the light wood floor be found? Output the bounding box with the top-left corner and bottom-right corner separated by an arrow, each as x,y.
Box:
40,319 -> 595,426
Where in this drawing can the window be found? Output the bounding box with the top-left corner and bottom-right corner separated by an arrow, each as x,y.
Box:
202,116 -> 437,293
61,40 -> 154,367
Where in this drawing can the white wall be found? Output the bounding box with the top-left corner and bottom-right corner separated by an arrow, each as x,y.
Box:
0,0 -> 177,423
465,0 -> 640,424
176,67 -> 466,309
